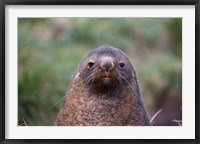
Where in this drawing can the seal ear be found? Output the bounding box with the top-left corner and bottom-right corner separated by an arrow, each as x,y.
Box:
132,72 -> 135,78
74,71 -> 80,80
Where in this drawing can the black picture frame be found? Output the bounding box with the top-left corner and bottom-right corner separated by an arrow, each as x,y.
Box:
1,0 -> 199,144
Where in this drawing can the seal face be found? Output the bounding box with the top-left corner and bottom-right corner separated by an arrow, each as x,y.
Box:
54,45 -> 151,126
76,46 -> 135,96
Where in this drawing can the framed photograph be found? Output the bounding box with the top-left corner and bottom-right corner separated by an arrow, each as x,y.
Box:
1,0 -> 199,143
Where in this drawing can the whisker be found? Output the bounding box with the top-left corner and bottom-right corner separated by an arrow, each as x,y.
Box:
150,109 -> 163,124
82,74 -> 93,84
119,74 -> 145,107
82,75 -> 93,88
48,95 -> 66,111
119,74 -> 135,90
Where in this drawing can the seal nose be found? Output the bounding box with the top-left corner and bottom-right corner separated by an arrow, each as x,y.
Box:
100,59 -> 114,72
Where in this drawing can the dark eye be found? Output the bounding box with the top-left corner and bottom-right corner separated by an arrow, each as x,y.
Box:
119,63 -> 125,69
88,62 -> 94,69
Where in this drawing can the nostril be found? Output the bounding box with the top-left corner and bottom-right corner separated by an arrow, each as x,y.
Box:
101,60 -> 114,71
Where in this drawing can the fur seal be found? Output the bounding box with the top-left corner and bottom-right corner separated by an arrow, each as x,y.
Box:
54,45 -> 151,126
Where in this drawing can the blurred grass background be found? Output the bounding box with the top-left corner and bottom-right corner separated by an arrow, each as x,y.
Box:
18,18 -> 182,126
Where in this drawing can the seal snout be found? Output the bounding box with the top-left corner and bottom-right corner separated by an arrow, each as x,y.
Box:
100,57 -> 114,72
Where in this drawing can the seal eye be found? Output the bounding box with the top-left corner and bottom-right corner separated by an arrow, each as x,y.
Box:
119,63 -> 125,69
88,62 -> 94,69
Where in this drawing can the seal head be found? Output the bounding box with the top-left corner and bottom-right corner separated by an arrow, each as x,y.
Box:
73,45 -> 136,97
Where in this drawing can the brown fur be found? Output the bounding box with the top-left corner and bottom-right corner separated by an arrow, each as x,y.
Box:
54,45 -> 151,126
